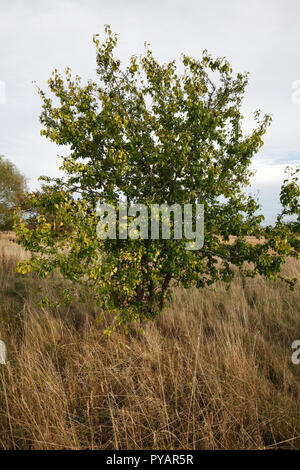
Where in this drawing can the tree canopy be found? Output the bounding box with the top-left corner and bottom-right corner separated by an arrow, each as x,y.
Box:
15,26 -> 299,333
0,155 -> 27,231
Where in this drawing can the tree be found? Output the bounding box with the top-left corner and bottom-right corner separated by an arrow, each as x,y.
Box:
0,156 -> 27,231
15,26 -> 299,333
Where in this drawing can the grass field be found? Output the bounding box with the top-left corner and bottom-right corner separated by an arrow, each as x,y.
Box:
0,231 -> 299,450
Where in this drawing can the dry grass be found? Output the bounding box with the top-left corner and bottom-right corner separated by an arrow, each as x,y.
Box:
0,232 -> 299,450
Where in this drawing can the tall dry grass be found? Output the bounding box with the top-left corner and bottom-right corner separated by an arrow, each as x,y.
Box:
0,231 -> 299,450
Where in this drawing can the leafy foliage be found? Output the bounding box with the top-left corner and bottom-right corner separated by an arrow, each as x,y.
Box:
0,155 -> 27,231
15,26 -> 299,332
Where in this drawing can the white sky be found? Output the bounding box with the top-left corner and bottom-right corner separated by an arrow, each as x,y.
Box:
0,0 -> 299,223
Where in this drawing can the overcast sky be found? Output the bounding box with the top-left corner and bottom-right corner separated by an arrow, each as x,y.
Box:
0,0 -> 299,223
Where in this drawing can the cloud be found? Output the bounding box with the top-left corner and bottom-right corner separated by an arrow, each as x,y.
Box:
0,0 -> 299,223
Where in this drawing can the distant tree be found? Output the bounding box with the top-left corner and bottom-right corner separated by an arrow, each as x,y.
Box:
0,156 -> 27,230
15,27 -> 299,333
